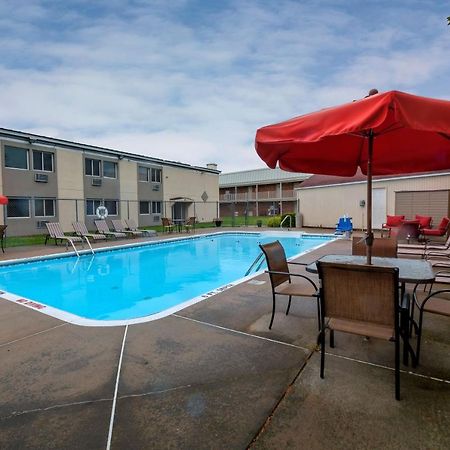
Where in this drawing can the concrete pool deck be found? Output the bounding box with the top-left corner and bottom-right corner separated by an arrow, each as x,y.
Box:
0,228 -> 448,449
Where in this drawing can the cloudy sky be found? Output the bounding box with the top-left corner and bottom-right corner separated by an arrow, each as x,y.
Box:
0,0 -> 449,172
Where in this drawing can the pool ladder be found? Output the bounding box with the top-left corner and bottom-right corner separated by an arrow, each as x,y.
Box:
68,236 -> 94,257
244,252 -> 265,276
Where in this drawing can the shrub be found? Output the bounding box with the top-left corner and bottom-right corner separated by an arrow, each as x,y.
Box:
267,216 -> 282,227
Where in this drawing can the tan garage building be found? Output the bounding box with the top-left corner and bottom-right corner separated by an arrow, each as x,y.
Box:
296,170 -> 450,230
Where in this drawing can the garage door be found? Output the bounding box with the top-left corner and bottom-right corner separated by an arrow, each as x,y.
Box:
395,190 -> 450,225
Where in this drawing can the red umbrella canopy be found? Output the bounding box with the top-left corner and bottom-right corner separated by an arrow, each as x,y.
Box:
255,90 -> 450,176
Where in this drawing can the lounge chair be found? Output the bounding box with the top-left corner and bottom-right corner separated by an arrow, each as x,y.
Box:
317,261 -> 410,400
45,222 -> 84,251
125,218 -> 157,237
161,217 -> 174,233
184,216 -> 196,233
111,219 -> 143,238
94,220 -> 127,239
72,221 -> 107,243
259,240 -> 320,330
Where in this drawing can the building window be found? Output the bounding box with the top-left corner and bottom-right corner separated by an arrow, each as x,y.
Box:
152,201 -> 162,214
35,198 -> 56,217
103,161 -> 117,178
139,201 -> 150,215
138,166 -> 149,182
151,168 -> 162,183
104,200 -> 118,216
33,150 -> 54,172
6,198 -> 30,218
85,158 -> 101,176
4,146 -> 29,170
86,199 -> 102,216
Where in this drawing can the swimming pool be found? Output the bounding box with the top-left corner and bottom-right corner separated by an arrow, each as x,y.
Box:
0,232 -> 335,325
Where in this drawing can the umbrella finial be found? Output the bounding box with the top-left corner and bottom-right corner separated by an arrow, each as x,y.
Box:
366,88 -> 379,97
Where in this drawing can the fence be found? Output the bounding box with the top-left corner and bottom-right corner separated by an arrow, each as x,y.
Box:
1,197 -> 297,236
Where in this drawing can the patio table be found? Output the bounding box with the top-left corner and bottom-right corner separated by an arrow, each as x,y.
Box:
305,255 -> 434,284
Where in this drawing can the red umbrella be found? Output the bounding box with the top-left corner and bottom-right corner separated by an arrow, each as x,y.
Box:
0,196 -> 8,205
255,90 -> 450,264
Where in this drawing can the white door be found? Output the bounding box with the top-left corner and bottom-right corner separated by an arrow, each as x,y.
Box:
372,188 -> 387,229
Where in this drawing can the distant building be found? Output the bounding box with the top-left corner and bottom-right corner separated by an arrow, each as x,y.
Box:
219,168 -> 310,218
297,169 -> 450,230
0,128 -> 220,235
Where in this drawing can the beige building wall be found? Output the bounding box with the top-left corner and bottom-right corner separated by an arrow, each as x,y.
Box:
56,149 -> 84,232
297,174 -> 450,230
119,160 -> 139,222
163,166 -> 219,222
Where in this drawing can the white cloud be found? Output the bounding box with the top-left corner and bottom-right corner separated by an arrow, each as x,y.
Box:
0,0 -> 449,173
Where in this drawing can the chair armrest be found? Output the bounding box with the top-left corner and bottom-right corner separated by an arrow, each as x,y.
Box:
265,270 -> 319,291
287,261 -> 308,266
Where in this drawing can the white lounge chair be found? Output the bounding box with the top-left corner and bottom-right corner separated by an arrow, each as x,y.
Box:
73,221 -> 107,242
111,219 -> 143,238
45,222 -> 85,253
94,220 -> 127,239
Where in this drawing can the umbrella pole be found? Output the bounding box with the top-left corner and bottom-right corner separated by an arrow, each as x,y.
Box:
366,130 -> 374,264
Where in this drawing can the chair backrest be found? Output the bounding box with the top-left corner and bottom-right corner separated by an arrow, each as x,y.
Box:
162,218 -> 172,226
352,237 -> 397,257
125,218 -> 137,230
317,262 -> 399,327
259,241 -> 290,288
46,222 -> 65,238
111,220 -> 125,232
73,221 -> 89,235
0,224 -> 7,237
186,217 -> 196,226
437,217 -> 450,232
95,220 -> 110,232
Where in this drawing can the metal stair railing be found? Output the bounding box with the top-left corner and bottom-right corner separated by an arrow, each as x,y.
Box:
244,252 -> 265,276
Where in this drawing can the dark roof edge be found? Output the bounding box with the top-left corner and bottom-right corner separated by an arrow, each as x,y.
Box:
0,127 -> 220,174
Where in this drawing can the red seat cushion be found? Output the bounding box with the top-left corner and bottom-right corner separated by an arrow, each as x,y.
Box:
415,215 -> 432,229
422,228 -> 446,236
385,215 -> 405,227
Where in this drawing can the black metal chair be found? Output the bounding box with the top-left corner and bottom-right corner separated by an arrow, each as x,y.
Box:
411,283 -> 450,365
0,224 -> 6,253
317,261 -> 409,400
259,240 -> 320,330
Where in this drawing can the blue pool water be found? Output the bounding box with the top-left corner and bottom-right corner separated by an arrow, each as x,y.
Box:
0,232 -> 333,322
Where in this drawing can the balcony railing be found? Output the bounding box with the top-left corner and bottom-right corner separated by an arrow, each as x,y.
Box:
219,190 -> 296,201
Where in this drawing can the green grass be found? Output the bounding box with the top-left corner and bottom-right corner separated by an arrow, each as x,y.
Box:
4,234 -> 47,248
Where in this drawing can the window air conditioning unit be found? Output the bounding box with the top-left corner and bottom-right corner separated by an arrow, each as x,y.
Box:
152,184 -> 160,191
153,215 -> 160,222
35,173 -> 48,183
92,178 -> 102,186
36,220 -> 49,229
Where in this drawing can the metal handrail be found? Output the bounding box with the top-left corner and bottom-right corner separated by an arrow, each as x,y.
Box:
245,252 -> 265,276
83,236 -> 95,254
280,215 -> 292,228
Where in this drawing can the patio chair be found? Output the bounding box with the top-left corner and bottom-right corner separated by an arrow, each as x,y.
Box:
352,236 -> 397,257
45,222 -> 84,251
124,218 -> 157,237
381,215 -> 404,238
161,217 -> 174,233
411,282 -> 450,366
317,261 -> 408,400
94,220 -> 127,239
398,233 -> 450,258
259,240 -> 320,330
111,219 -> 143,238
0,224 -> 6,253
184,216 -> 196,233
72,221 -> 107,243
421,216 -> 450,238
